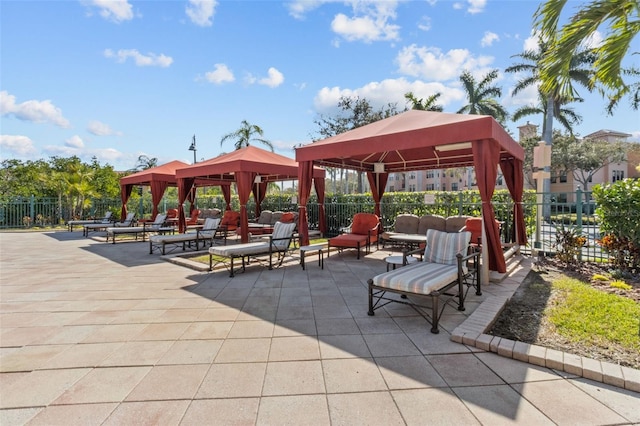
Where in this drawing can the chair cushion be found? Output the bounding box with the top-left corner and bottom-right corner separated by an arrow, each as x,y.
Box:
329,233 -> 368,248
210,242 -> 271,257
394,214 -> 419,234
270,221 -> 297,249
351,213 -> 379,235
445,215 -> 471,233
257,210 -> 272,225
423,229 -> 471,265
150,233 -> 198,244
371,262 -> 459,295
202,218 -> 221,231
417,215 -> 446,235
280,212 -> 295,223
220,211 -> 240,229
464,217 -> 501,245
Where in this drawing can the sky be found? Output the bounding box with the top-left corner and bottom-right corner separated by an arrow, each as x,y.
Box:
1,0 -> 639,172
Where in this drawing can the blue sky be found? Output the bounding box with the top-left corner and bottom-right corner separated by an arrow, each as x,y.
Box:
2,0 -> 639,171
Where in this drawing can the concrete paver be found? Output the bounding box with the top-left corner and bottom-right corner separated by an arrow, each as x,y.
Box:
1,231 -> 639,425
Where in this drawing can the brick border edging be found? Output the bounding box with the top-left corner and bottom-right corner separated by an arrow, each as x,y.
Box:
450,292 -> 640,393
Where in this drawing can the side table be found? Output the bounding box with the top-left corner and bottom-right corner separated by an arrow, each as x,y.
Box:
299,243 -> 328,270
384,255 -> 418,271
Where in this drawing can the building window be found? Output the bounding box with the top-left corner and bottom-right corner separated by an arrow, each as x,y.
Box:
612,170 -> 624,182
557,193 -> 568,203
409,184 -> 416,192
496,176 -> 503,185
426,170 -> 435,178
451,183 -> 458,191
559,173 -> 567,183
389,186 -> 395,192
442,185 -> 446,191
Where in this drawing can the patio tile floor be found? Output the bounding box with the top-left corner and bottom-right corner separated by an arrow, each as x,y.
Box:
1,231 -> 638,425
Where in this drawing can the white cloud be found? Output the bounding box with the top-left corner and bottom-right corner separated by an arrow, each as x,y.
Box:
0,91 -> 71,128
65,135 -> 85,149
331,1 -> 400,43
467,0 -> 487,14
204,63 -> 235,84
395,44 -> 494,81
87,120 -> 122,136
523,32 -> 540,52
314,77 -> 465,114
0,135 -> 38,157
481,31 -> 499,47
417,16 -> 431,32
82,0 -> 134,23
504,82 -> 539,108
287,0 -> 328,20
258,67 -> 285,88
186,0 -> 217,27
453,0 -> 486,14
104,49 -> 173,67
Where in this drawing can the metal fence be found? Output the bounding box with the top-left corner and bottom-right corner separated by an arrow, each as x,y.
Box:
3,190 -> 638,266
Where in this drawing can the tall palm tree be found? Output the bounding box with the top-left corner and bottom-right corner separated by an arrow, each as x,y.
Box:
456,69 -> 509,123
220,120 -> 274,151
534,0 -> 639,109
505,42 -> 595,143
512,90 -> 583,135
404,92 -> 444,111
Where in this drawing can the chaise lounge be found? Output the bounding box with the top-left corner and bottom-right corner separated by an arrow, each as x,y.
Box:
149,218 -> 226,255
367,229 -> 481,333
84,212 -> 135,237
208,221 -> 297,277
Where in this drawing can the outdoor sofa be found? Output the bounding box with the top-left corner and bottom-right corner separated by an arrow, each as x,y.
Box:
368,228 -> 481,334
380,214 -> 472,248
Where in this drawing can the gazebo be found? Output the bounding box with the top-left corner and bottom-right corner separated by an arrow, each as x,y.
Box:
295,109 -> 527,274
119,160 -> 190,221
176,146 -> 326,242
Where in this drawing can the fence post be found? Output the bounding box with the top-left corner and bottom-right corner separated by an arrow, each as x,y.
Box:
576,187 -> 583,261
30,195 -> 35,226
458,192 -> 463,216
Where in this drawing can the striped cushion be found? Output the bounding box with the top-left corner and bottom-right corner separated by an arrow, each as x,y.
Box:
271,221 -> 296,250
372,262 -> 458,294
423,229 -> 471,265
210,242 -> 271,257
202,218 -> 221,231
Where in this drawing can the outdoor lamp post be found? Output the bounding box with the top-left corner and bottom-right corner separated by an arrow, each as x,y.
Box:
188,134 -> 197,164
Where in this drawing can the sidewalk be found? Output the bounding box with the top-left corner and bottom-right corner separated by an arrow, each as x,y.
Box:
1,231 -> 638,425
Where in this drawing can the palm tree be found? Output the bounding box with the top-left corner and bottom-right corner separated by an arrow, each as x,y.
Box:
404,92 -> 444,111
134,155 -> 158,171
456,69 -> 509,123
220,120 -> 274,151
505,42 -> 595,142
534,0 -> 639,109
512,90 -> 583,135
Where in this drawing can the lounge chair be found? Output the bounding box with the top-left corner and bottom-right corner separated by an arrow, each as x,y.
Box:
149,217 -> 224,255
105,214 -> 170,243
208,221 -> 297,277
218,210 -> 241,235
367,229 -> 480,334
328,213 -> 380,259
84,212 -> 135,237
67,211 -> 113,232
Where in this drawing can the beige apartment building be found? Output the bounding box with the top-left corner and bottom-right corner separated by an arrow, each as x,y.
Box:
385,122 -> 637,200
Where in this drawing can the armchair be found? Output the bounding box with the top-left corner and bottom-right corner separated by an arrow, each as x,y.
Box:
328,213 -> 380,259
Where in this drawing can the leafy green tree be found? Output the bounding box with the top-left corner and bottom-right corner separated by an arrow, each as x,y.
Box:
0,159 -> 51,197
220,120 -> 273,151
404,92 -> 444,111
313,96 -> 402,193
534,0 -> 640,111
552,132 -> 628,191
457,69 -> 509,123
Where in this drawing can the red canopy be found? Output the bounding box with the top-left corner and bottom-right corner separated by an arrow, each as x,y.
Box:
296,110 -> 527,273
176,146 -> 326,241
119,160 -> 190,221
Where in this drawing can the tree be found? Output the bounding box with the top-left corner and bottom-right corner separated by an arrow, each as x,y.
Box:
220,120 -> 273,151
506,42 -> 595,141
512,90 -> 583,135
552,131 -> 628,191
457,69 -> 509,123
404,92 -> 444,111
534,0 -> 640,111
313,96 -> 402,193
134,155 -> 158,171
